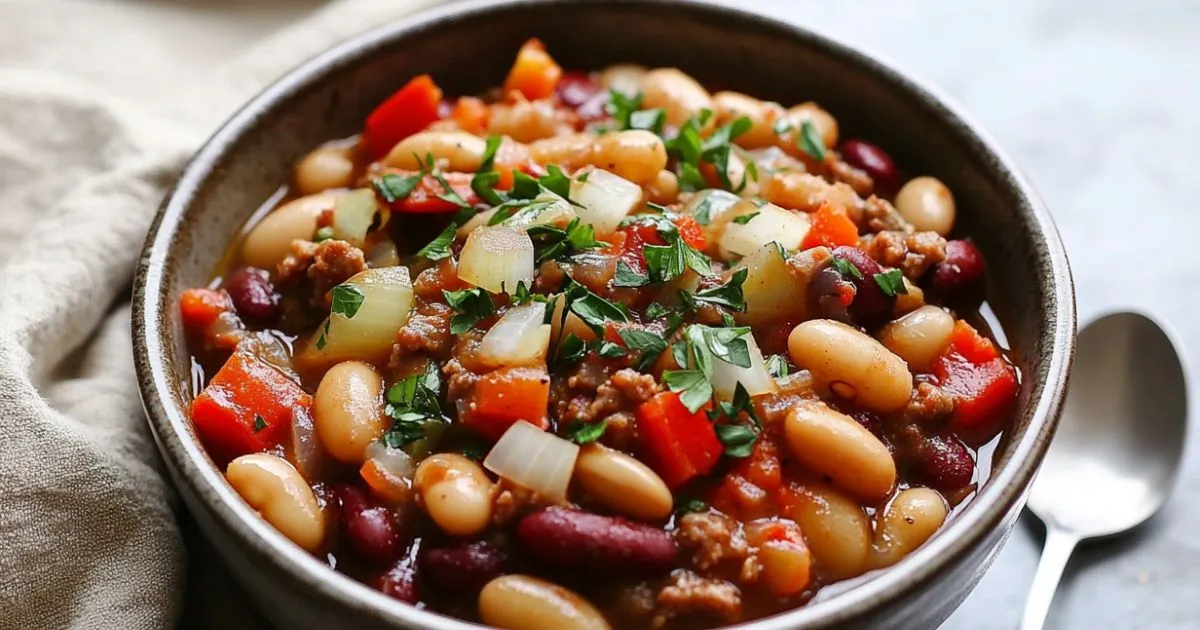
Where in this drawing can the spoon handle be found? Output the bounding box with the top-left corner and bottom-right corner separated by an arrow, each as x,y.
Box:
1019,526 -> 1080,630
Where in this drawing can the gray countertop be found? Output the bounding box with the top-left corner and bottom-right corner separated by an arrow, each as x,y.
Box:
726,1 -> 1200,628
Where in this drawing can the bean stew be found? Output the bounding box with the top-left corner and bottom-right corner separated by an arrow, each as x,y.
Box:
180,40 -> 1020,629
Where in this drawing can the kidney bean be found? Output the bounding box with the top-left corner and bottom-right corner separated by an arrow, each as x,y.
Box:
829,246 -> 895,328
516,507 -> 677,574
225,266 -> 279,322
332,484 -> 402,564
839,139 -> 897,190
806,265 -> 854,325
557,71 -> 609,122
419,540 -> 507,592
930,240 -> 985,300
917,433 -> 975,491
376,544 -> 420,604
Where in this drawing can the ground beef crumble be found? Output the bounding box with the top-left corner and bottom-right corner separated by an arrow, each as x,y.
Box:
905,381 -> 955,425
391,300 -> 455,361
675,512 -> 750,572
653,570 -> 742,628
276,239 -> 367,309
861,229 -> 947,279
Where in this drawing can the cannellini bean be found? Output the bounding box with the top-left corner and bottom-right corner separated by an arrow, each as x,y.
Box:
892,277 -> 925,316
784,400 -> 896,501
384,130 -> 487,172
530,130 -> 667,185
414,453 -> 495,537
488,98 -> 573,143
894,176 -> 956,236
644,169 -> 680,205
598,64 -> 648,97
788,319 -> 914,413
226,453 -> 325,552
879,305 -> 956,372
479,575 -> 611,630
638,68 -> 715,132
294,146 -> 356,195
313,361 -> 386,464
872,487 -> 948,568
573,444 -> 673,521
713,91 -> 785,149
242,192 -> 337,269
760,170 -> 863,222
778,102 -> 839,153
744,519 -> 811,595
781,479 -> 872,580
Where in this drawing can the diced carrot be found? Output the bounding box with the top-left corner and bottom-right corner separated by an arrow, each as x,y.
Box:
364,74 -> 443,159
673,215 -> 707,250
361,458 -> 412,504
945,319 -> 1000,364
503,38 -> 562,101
801,203 -> 859,250
462,366 -> 551,440
191,351 -> 311,464
450,96 -> 489,135
736,436 -> 782,492
933,321 -> 1018,445
180,288 -> 232,334
636,392 -> 720,489
385,171 -> 481,214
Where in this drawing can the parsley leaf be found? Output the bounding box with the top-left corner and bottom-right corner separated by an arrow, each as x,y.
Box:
373,172 -> 423,203
606,90 -> 643,128
765,354 -> 790,379
686,324 -> 752,369
432,171 -> 471,209
314,226 -> 335,243
566,420 -> 608,445
830,256 -> 864,281
563,279 -> 629,336
613,260 -> 651,288
538,165 -> 573,200
678,498 -> 709,514
316,284 -> 366,350
252,414 -> 267,433
470,134 -> 505,205
716,424 -> 757,458
772,119 -> 793,136
527,218 -> 605,264
629,108 -> 666,135
644,302 -> 670,320
382,363 -> 448,451
732,212 -> 759,225
701,116 -> 753,190
556,333 -> 588,366
618,329 -> 668,370
690,268 -> 748,312
510,171 -> 541,200
442,287 -> 496,334
416,222 -> 457,261
662,369 -> 713,413
873,269 -> 908,297
512,280 -> 544,306
594,340 -> 628,358
641,217 -> 713,283
798,120 -> 827,161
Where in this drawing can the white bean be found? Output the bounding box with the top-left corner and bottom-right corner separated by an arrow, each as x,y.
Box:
294,146 -> 355,195
598,64 -> 648,97
894,176 -> 956,236
713,91 -> 784,149
878,305 -> 955,372
479,575 -> 610,630
872,487 -> 948,568
226,453 -> 325,552
781,479 -> 872,580
788,319 -> 914,413
242,192 -> 336,269
574,444 -> 673,521
638,68 -> 714,132
784,400 -> 896,501
313,361 -> 386,464
384,130 -> 487,172
530,130 -> 667,185
414,453 -> 495,537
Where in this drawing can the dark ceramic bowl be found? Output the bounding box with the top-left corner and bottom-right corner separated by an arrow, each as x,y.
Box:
133,0 -> 1076,628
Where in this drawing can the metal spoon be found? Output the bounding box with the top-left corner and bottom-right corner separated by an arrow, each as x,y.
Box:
1019,311 -> 1188,629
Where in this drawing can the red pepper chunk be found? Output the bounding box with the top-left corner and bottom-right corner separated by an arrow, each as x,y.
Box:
389,172 -> 480,214
933,321 -> 1019,446
364,75 -> 443,159
461,366 -> 551,441
636,392 -> 720,489
191,352 -> 311,464
801,203 -> 859,250
180,288 -> 232,334
673,215 -> 707,250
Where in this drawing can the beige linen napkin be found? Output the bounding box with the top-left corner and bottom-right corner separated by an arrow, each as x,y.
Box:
0,1 -> 442,627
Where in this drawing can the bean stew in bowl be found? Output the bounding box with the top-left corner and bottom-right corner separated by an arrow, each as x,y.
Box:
178,39 -> 1022,629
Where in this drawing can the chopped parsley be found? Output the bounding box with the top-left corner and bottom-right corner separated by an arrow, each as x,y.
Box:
662,324 -> 753,412
765,354 -> 790,379
442,287 -> 496,334
678,498 -> 709,514
618,329 -> 669,370
556,333 -> 588,366
470,134 -> 505,205
566,420 -> 608,445
798,120 -> 827,161
315,283 -> 365,350
613,260 -> 651,288
527,217 -> 606,264
772,119 -> 793,136
689,268 -> 748,312
644,302 -> 671,320
252,414 -> 267,433
537,165 -> 574,200
372,172 -> 424,203
732,212 -> 759,225
618,216 -> 713,284
606,89 -> 643,129
715,424 -> 757,458
874,269 -> 909,297
563,279 -> 629,336
382,363 -> 448,450
830,256 -> 864,281
416,222 -> 457,261
702,116 -> 754,190
629,108 -> 666,135
511,280 -> 546,306
314,226 -> 335,243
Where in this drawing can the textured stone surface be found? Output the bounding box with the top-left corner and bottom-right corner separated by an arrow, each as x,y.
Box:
728,1 -> 1199,628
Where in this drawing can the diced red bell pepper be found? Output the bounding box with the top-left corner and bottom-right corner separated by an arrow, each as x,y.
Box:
933,321 -> 1019,446
504,39 -> 562,101
636,392 -> 720,489
383,171 -> 480,214
462,366 -> 551,441
801,203 -> 859,250
191,351 -> 311,464
673,215 -> 707,250
364,75 -> 443,160
180,288 -> 233,335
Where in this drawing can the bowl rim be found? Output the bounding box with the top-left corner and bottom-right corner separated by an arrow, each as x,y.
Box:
132,0 -> 1076,627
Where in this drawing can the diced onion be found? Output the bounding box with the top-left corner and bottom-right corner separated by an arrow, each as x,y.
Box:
733,244 -> 810,324
289,405 -> 328,482
683,188 -> 743,250
458,192 -> 576,237
710,332 -> 777,400
366,240 -> 400,268
484,420 -> 580,502
718,202 -> 810,260
361,441 -> 415,504
479,303 -> 552,368
332,188 -> 387,247
296,266 -> 414,370
569,168 -> 641,237
457,225 -> 535,293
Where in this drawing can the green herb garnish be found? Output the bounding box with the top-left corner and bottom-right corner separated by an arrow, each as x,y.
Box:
527,218 -> 606,264
416,222 -> 457,261
798,120 -> 827,161
372,172 -> 424,203
873,269 -> 908,297
252,414 -> 267,433
765,354 -> 790,379
382,362 -> 447,450
618,329 -> 669,370
732,212 -> 759,225
830,256 -> 864,281
442,287 -> 496,334
566,420 -> 608,445
314,226 -> 335,243
316,284 -> 365,350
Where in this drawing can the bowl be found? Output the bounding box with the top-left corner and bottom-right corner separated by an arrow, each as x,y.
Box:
132,0 -> 1076,628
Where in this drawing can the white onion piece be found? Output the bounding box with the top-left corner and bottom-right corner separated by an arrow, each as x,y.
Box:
709,332 -> 777,401
479,303 -> 551,368
289,406 -> 328,482
484,420 -> 579,502
569,168 -> 641,237
457,225 -> 535,294
364,441 -> 416,479
296,266 -> 414,370
457,192 -> 576,237
332,188 -> 386,247
366,240 -> 400,268
733,243 -> 809,324
683,188 -> 742,252
718,202 -> 810,260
